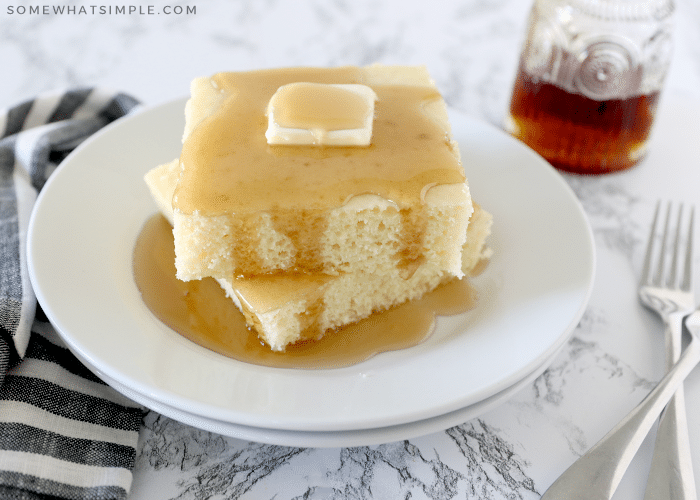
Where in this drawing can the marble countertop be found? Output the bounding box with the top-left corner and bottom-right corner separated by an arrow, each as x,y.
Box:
3,1 -> 700,498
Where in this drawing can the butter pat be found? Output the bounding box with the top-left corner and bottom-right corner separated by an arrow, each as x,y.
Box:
266,82 -> 377,146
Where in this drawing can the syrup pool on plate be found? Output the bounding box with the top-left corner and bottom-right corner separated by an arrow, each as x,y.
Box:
133,214 -> 479,370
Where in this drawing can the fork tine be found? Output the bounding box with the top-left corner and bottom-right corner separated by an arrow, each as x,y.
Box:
667,204 -> 683,288
641,200 -> 661,286
680,206 -> 695,292
653,202 -> 672,287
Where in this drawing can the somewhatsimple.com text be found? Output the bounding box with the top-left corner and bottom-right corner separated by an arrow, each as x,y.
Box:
6,5 -> 196,15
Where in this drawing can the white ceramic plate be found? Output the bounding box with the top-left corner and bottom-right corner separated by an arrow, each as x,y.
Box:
87,334 -> 565,447
28,98 -> 595,433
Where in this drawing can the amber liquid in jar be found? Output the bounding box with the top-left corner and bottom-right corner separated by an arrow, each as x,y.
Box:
507,67 -> 661,175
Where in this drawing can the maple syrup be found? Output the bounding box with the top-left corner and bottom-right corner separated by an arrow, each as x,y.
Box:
507,67 -> 660,174
133,214 -> 478,370
175,67 -> 464,214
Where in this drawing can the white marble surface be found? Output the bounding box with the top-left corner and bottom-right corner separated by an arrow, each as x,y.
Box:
3,0 -> 700,498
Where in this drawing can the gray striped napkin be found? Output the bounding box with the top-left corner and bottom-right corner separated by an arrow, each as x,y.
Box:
0,88 -> 146,500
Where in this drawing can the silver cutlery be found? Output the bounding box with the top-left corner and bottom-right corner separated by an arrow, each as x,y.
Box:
540,201 -> 699,500
640,202 -> 696,500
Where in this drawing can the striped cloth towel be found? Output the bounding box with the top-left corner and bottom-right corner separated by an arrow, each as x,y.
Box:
0,89 -> 146,500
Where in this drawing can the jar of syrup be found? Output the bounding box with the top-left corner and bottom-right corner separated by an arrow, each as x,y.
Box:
505,0 -> 675,174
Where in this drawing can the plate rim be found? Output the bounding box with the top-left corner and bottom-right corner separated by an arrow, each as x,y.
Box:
97,336 -> 566,448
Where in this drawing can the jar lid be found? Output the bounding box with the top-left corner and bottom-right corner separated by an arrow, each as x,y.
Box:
569,0 -> 674,21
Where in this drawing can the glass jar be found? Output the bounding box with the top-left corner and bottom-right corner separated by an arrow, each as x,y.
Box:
504,0 -> 675,174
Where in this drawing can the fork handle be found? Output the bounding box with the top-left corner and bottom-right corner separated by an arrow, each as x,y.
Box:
644,388 -> 697,499
643,318 -> 697,500
541,331 -> 700,500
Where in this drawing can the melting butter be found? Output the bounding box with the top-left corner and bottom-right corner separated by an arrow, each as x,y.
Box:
271,82 -> 372,128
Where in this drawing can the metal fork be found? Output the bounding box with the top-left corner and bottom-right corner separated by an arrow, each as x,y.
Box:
540,201 -> 700,500
640,202 -> 696,500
